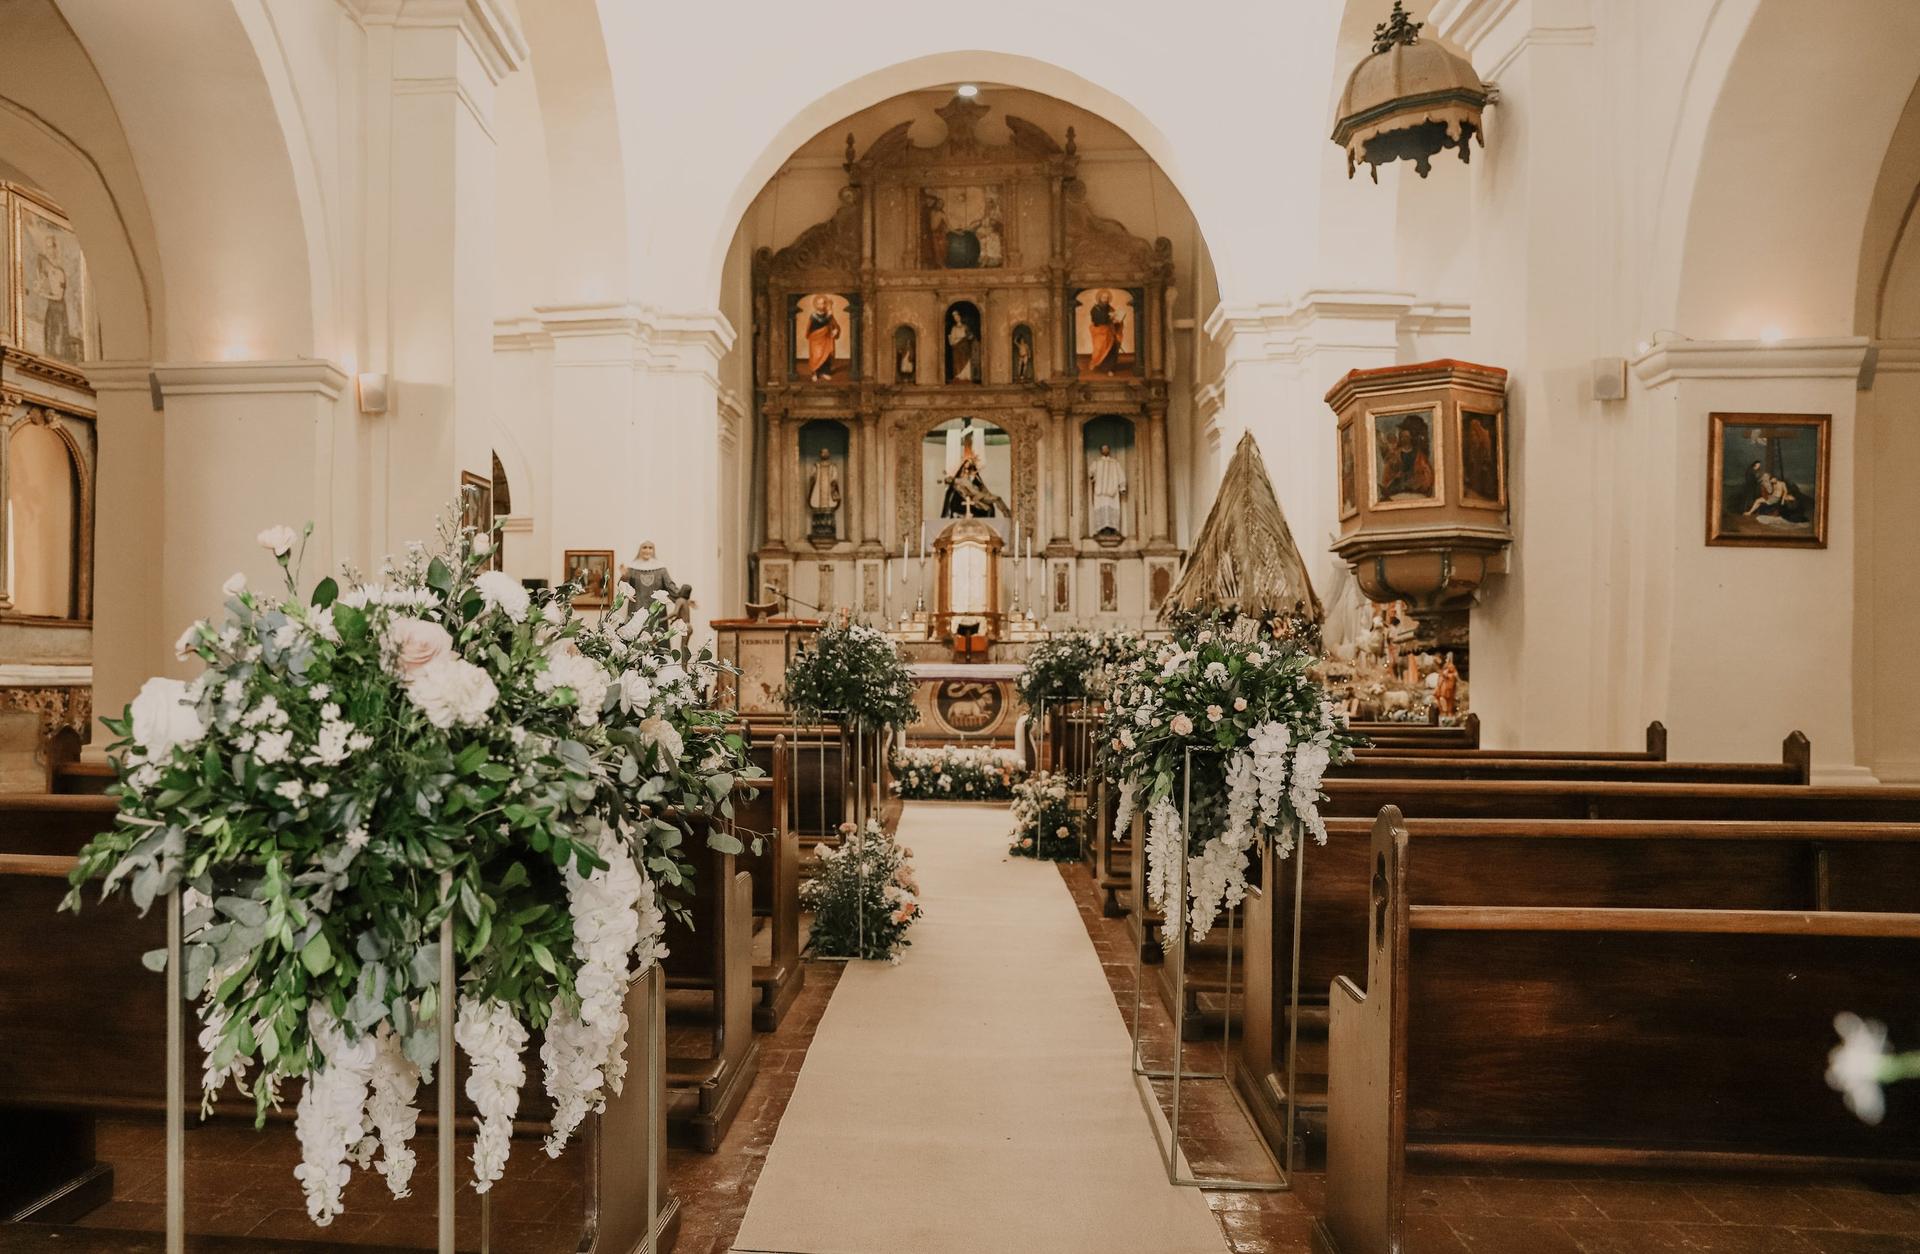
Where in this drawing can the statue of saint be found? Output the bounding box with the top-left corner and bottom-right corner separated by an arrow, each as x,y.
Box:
947,309 -> 978,382
1088,443 -> 1128,537
1433,652 -> 1461,719
807,446 -> 842,539
940,432 -> 1006,518
1012,326 -> 1034,382
622,541 -> 691,622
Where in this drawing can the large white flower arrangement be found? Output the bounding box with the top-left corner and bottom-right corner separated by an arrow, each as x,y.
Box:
1099,614 -> 1359,941
64,513 -> 753,1225
890,744 -> 1024,800
1013,630 -> 1148,710
783,617 -> 917,732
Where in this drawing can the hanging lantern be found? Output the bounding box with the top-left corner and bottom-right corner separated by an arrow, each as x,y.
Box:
1332,2 -> 1489,182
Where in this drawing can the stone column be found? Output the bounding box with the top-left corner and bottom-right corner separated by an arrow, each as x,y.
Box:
1144,399 -> 1173,548
638,312 -> 736,629
1046,403 -> 1072,550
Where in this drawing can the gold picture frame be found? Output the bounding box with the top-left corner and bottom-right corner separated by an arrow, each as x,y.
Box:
1456,407 -> 1506,510
563,548 -> 616,607
1337,419 -> 1359,520
1365,405 -> 1444,512
9,186 -> 95,366
1706,412 -> 1829,549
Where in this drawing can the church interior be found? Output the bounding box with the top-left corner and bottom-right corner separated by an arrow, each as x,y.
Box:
3,0 -> 1920,1251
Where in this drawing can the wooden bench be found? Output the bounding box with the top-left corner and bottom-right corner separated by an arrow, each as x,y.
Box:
704,736 -> 803,1031
1236,773 -> 1920,1161
746,721 -> 851,848
0,834 -> 678,1249
660,812 -> 760,1152
1344,712 -> 1478,750
1332,730 -> 1807,784
1089,779 -> 1130,918
1315,808 -> 1920,1254
1348,719 -> 1666,763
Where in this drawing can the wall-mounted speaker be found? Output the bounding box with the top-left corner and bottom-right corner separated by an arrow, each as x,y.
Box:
1591,357 -> 1627,402
356,372 -> 390,416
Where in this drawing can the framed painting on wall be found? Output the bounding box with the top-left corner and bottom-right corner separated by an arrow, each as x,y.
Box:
1706,412 -> 1829,548
563,549 -> 616,606
1072,287 -> 1141,376
12,190 -> 93,365
1367,406 -> 1441,509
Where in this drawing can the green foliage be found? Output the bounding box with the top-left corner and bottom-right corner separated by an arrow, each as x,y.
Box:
800,820 -> 921,961
1013,630 -> 1148,710
783,618 -> 917,732
1007,772 -> 1080,861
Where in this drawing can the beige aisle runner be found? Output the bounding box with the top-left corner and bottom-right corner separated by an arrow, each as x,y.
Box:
730,801 -> 1228,1254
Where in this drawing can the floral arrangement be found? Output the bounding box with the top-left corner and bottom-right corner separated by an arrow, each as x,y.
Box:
1007,771 -> 1080,861
1828,1014 -> 1920,1125
800,819 -> 921,961
783,616 -> 917,733
1013,630 -> 1148,710
890,744 -> 1024,800
63,511 -> 753,1226
1099,614 -> 1359,941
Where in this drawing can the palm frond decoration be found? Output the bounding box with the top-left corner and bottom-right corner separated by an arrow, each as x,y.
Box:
1163,431 -> 1323,623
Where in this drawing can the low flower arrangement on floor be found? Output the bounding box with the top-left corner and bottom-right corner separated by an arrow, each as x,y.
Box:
1013,629 -> 1148,710
1007,771 -> 1081,861
1099,613 -> 1360,942
801,819 -> 921,961
890,744 -> 1025,800
783,616 -> 917,733
63,510 -> 753,1227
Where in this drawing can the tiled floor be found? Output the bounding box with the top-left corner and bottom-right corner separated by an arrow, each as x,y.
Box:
1058,857 -> 1920,1254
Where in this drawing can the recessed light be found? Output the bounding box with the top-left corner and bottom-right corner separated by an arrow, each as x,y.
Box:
956,84 -> 979,98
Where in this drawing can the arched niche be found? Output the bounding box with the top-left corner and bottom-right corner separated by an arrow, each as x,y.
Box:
1081,414 -> 1136,543
1011,323 -> 1036,384
1,407 -> 93,622
944,301 -> 982,384
893,325 -> 918,383
797,418 -> 851,544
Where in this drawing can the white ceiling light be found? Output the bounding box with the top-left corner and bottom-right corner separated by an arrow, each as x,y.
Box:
956,83 -> 979,97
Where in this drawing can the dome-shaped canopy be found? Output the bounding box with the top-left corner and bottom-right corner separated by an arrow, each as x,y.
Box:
1332,3 -> 1489,181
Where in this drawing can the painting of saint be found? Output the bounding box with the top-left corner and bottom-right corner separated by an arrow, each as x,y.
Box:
16,197 -> 91,365
1459,410 -> 1503,506
921,185 -> 1004,270
945,303 -> 981,383
1371,409 -> 1438,505
1074,288 -> 1137,375
1707,413 -> 1829,548
1011,324 -> 1035,383
792,293 -> 853,382
1338,424 -> 1359,517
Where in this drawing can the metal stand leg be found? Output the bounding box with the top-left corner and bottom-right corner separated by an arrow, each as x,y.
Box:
165,887 -> 183,1254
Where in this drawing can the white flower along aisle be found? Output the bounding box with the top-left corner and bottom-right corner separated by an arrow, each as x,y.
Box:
64,515 -> 755,1227
1099,614 -> 1361,941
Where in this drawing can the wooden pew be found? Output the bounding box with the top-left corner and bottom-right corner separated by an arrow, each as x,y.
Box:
1347,719 -> 1667,762
709,736 -> 803,1031
660,815 -> 760,1152
1089,778 -> 1130,918
1332,730 -> 1807,784
1236,774 -> 1920,1161
1344,712 -> 1478,750
748,722 -> 850,847
1316,809 -> 1920,1254
0,838 -> 680,1250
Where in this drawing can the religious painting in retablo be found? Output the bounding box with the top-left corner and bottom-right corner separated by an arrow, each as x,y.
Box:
791,293 -> 855,382
921,185 -> 1006,270
1073,287 -> 1139,376
13,192 -> 93,365
1457,408 -> 1505,509
936,679 -> 1003,735
1368,407 -> 1441,509
1707,412 -> 1829,549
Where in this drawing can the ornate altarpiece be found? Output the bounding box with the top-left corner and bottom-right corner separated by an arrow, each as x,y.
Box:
752,97 -> 1182,634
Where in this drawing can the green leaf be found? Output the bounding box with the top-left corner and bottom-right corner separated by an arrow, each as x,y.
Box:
332,602 -> 368,643
141,947 -> 169,973
426,557 -> 453,594
708,830 -> 744,856
499,862 -> 530,890
528,941 -> 556,975
299,932 -> 334,976
311,576 -> 339,608
456,742 -> 489,775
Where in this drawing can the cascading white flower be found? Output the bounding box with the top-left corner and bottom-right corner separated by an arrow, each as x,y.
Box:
1289,740 -> 1333,847
1186,750 -> 1260,940
1113,776 -> 1139,835
1144,794 -> 1184,912
292,1006 -> 379,1225
456,998 -> 528,1192
541,823 -> 646,1157
1249,720 -> 1292,835
353,1025 -> 421,1198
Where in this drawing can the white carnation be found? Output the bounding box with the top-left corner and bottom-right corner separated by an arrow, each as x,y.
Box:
406,655 -> 499,729
474,570 -> 530,623
257,525 -> 299,558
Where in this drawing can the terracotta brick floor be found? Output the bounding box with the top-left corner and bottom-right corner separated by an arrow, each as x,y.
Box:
1057,857 -> 1920,1254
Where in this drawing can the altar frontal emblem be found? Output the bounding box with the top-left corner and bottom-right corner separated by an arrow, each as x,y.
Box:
936,680 -> 1003,734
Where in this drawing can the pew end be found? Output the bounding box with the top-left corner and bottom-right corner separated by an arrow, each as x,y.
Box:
1645,720 -> 1668,760
1784,729 -> 1812,784
1317,808 -> 1409,1254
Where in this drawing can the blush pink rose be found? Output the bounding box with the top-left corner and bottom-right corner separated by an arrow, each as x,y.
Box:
386,616 -> 452,680
1170,713 -> 1195,736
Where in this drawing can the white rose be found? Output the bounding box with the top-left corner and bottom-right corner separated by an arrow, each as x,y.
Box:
130,677 -> 207,758
256,525 -> 298,558
638,715 -> 683,765
617,671 -> 655,715
223,572 -> 248,598
471,533 -> 493,557
406,655 -> 499,729
385,616 -> 452,680
474,570 -> 530,623
174,622 -> 206,661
